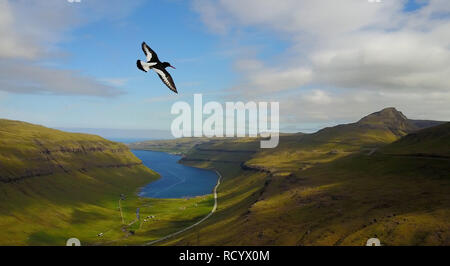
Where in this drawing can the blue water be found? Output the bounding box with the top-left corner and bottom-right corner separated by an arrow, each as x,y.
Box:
132,150 -> 218,198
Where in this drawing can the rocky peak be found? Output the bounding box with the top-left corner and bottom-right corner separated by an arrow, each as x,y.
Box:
357,107 -> 417,135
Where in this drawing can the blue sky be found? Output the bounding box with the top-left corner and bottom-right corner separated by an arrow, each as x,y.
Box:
0,0 -> 238,132
0,0 -> 449,137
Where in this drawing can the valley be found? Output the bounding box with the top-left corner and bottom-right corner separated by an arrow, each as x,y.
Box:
1,107 -> 448,246
0,119 -> 214,245
131,108 -> 450,245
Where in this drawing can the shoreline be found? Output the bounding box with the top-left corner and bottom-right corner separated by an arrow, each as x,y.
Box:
144,169 -> 222,246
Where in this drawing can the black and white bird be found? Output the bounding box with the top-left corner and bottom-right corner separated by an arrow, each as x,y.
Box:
137,42 -> 178,93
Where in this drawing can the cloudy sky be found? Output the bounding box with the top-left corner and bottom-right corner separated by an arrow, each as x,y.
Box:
0,0 -> 449,136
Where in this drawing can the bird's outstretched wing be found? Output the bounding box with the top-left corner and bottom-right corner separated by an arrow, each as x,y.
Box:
142,42 -> 159,63
153,68 -> 178,93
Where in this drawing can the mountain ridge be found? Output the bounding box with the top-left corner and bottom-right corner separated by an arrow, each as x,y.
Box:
0,119 -> 146,182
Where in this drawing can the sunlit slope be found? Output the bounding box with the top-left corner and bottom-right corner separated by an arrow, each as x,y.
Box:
227,124 -> 450,245
0,119 -> 159,245
219,153 -> 449,245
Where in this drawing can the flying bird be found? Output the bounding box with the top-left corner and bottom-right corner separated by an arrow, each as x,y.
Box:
137,42 -> 177,93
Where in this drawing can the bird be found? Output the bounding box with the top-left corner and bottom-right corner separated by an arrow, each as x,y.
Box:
137,42 -> 178,93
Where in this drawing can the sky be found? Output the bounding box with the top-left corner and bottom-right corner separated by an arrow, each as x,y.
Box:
0,0 -> 449,137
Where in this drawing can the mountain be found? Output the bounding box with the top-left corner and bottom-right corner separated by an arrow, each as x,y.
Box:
128,137 -> 214,155
0,119 -> 159,245
130,107 -> 450,246
312,107 -> 418,144
357,107 -> 417,135
244,107 -> 424,174
356,107 -> 445,135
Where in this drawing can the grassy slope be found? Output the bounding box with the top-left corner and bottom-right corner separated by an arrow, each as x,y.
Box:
0,119 -> 213,246
231,122 -> 450,245
382,122 -> 450,157
163,138 -> 268,245
230,153 -> 449,245
132,109 -> 449,246
0,119 -> 141,181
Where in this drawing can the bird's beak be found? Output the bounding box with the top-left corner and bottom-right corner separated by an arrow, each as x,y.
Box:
170,66 -> 176,69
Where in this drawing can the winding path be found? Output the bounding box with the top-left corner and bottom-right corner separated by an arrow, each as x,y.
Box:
144,170 -> 222,246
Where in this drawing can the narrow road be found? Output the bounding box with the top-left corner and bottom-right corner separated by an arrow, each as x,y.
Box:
119,199 -> 125,224
144,170 -> 222,246
367,148 -> 378,156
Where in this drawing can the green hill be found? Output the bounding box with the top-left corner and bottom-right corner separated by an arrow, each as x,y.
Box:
0,119 -> 160,245
0,119 -> 144,182
409,119 -> 446,130
382,122 -> 450,157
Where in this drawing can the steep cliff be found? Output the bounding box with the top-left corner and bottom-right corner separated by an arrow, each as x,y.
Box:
0,119 -> 147,183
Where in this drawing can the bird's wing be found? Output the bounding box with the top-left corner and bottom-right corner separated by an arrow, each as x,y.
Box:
153,68 -> 178,93
137,60 -> 157,72
142,42 -> 159,63
137,60 -> 149,72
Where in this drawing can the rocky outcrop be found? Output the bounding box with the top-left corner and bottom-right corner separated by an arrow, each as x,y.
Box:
0,162 -> 143,184
240,162 -> 272,174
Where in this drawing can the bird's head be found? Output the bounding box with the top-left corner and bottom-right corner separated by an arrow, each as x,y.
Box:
162,62 -> 176,69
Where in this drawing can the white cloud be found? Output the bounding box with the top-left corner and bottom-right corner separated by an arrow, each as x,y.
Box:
0,0 -> 145,60
194,0 -> 402,36
100,78 -> 129,87
0,0 -> 40,59
0,0 -> 143,97
0,61 -> 122,97
312,30 -> 450,91
234,58 -> 312,93
304,90 -> 332,105
193,0 -> 231,34
193,0 -> 450,123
